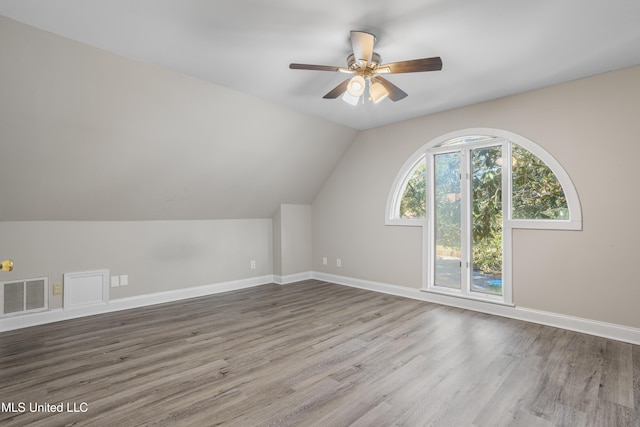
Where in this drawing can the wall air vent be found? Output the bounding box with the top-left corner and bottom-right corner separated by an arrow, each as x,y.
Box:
1,277 -> 48,317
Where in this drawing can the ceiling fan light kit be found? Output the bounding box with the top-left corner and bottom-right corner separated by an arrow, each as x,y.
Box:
290,31 -> 442,105
347,75 -> 366,97
369,81 -> 389,104
341,91 -> 361,106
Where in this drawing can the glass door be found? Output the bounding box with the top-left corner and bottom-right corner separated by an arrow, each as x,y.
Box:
433,152 -> 462,290
429,143 -> 504,298
470,146 -> 503,296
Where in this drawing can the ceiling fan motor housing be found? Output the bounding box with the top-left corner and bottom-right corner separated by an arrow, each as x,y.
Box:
347,52 -> 382,78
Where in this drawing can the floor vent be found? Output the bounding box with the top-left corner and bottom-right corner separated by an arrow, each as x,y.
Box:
1,277 -> 48,317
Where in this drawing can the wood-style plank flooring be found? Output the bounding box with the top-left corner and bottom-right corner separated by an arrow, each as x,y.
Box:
1,280 -> 638,426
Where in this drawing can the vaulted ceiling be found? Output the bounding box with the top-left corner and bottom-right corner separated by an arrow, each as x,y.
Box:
1,1 -> 640,221
1,0 -> 640,130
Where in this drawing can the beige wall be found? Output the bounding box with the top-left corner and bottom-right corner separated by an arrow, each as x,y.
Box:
0,220 -> 272,309
272,207 -> 283,277
281,204 -> 312,276
0,16 -> 357,221
313,65 -> 640,329
273,204 -> 312,277
0,17 -> 341,318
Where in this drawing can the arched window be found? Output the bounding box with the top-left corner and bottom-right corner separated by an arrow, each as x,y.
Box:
386,129 -> 581,305
399,158 -> 426,219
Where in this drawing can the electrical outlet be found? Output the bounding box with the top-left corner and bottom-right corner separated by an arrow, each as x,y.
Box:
250,260 -> 256,269
322,257 -> 327,266
336,258 -> 342,268
110,276 -> 120,287
120,275 -> 128,286
53,283 -> 63,296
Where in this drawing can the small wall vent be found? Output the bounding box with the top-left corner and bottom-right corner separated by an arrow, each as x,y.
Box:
1,277 -> 48,317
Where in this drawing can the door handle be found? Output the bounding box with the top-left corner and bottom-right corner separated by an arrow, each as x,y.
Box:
1,260 -> 13,271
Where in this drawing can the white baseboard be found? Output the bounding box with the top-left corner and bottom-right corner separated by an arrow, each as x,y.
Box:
4,271 -> 639,345
312,272 -> 640,345
0,275 -> 274,332
273,272 -> 313,285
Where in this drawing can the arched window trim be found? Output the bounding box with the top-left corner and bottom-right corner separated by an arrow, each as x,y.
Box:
386,128 -> 582,306
386,128 -> 582,230
386,150 -> 428,226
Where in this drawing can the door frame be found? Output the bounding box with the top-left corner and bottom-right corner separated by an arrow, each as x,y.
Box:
425,139 -> 508,304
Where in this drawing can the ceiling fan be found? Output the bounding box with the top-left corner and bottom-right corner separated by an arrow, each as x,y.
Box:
290,31 -> 442,105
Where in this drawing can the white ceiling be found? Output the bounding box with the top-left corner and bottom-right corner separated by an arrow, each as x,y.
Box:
1,0 -> 640,130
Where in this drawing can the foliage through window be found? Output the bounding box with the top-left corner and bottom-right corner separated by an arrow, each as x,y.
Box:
512,145 -> 568,219
399,160 -> 426,219
387,129 -> 582,305
397,143 -> 569,223
471,146 -> 503,279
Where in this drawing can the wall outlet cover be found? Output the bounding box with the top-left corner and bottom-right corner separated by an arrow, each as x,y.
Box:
110,276 -> 120,287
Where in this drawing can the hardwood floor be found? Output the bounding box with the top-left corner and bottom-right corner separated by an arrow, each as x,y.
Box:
1,280 -> 638,426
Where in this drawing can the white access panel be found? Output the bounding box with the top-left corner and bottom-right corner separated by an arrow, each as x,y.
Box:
63,270 -> 109,309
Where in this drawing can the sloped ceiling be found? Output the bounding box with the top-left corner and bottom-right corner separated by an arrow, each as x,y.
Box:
1,0 -> 640,130
0,17 -> 357,220
1,1 -> 640,221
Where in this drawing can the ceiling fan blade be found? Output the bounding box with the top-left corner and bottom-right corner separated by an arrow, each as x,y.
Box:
323,79 -> 350,99
289,63 -> 342,72
372,77 -> 408,101
350,31 -> 375,66
379,56 -> 442,74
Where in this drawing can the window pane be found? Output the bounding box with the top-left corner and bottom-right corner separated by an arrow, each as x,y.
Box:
471,146 -> 503,296
399,160 -> 426,219
512,145 -> 568,219
434,152 -> 461,289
